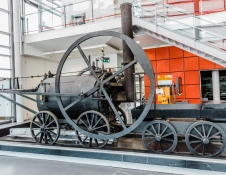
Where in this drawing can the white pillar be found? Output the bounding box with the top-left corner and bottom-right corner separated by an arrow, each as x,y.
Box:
12,0 -> 23,122
212,70 -> 220,101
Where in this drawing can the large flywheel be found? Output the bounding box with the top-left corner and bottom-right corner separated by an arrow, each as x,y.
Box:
55,31 -> 155,140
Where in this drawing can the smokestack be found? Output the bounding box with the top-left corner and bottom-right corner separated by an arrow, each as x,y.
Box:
120,2 -> 135,102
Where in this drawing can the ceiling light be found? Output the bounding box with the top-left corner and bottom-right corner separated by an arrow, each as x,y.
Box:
136,41 -> 140,44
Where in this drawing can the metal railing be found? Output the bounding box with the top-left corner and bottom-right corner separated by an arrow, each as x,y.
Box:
132,0 -> 226,51
21,0 -> 122,35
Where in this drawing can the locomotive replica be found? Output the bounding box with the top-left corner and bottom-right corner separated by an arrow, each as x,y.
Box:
0,31 -> 226,157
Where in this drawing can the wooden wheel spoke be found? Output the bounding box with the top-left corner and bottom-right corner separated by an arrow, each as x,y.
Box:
194,142 -> 203,150
209,131 -> 221,139
162,132 -> 173,138
48,130 -> 57,136
162,138 -> 174,142
93,124 -> 107,131
194,127 -> 203,137
34,131 -> 42,138
37,115 -> 43,125
148,140 -> 156,146
210,139 -> 223,143
46,127 -> 57,130
146,130 -> 155,136
158,122 -> 160,134
45,119 -> 55,128
189,134 -> 202,140
39,133 -> 44,143
79,118 -> 89,129
207,126 -> 213,138
44,132 -> 48,144
32,121 -> 41,128
209,142 -> 221,150
190,140 -> 202,144
151,125 -> 157,135
202,145 -> 206,155
46,131 -> 54,143
44,114 -> 50,126
91,113 -> 95,127
160,126 -> 168,136
202,124 -> 206,137
93,117 -> 102,129
86,114 -> 91,127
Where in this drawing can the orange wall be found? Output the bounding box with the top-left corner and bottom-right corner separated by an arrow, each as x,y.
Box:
144,46 -> 225,104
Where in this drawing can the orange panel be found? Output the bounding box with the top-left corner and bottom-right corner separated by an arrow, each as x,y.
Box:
145,86 -> 150,100
156,47 -> 169,60
170,58 -> 184,72
184,51 -> 196,57
215,63 -> 225,69
151,61 -> 157,73
185,85 -> 201,98
171,72 -> 185,84
145,49 -> 156,60
186,99 -> 201,104
169,46 -> 183,59
184,57 -> 199,71
144,74 -> 150,86
185,71 -> 200,85
199,57 -> 215,70
157,60 -> 170,73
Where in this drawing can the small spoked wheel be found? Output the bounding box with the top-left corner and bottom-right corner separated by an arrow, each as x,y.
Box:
75,111 -> 110,148
142,120 -> 177,153
185,121 -> 226,157
30,111 -> 60,145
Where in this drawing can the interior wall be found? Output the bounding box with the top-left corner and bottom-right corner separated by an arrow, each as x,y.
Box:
21,56 -> 59,121
144,46 -> 225,104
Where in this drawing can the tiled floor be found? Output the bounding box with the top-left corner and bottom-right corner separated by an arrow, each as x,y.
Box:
0,155 -> 179,175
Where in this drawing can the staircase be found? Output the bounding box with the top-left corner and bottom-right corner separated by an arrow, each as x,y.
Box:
132,0 -> 226,66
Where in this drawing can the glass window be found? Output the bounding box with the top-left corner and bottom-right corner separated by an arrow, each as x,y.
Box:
0,47 -> 9,55
0,70 -> 11,78
0,0 -> 8,10
0,56 -> 10,69
0,11 -> 9,33
0,34 -> 9,46
25,3 -> 39,33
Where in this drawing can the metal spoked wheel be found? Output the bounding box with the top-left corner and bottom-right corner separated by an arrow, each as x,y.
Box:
142,120 -> 177,153
75,111 -> 110,148
30,111 -> 60,145
109,107 -> 127,125
185,121 -> 226,157
55,31 -> 155,140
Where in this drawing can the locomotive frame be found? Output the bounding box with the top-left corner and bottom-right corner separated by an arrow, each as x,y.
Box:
0,31 -> 226,157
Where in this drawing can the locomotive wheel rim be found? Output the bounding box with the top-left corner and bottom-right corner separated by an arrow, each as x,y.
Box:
55,31 -> 155,140
142,120 -> 177,153
30,111 -> 60,145
75,110 -> 109,148
185,121 -> 226,157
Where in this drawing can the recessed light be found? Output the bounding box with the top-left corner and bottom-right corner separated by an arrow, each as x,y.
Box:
136,41 -> 140,43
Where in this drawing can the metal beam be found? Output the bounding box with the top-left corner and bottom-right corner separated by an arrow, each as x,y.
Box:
0,94 -> 37,114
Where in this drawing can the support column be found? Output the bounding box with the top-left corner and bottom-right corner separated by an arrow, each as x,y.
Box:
120,2 -> 135,101
212,70 -> 220,101
12,0 -> 23,122
194,0 -> 200,15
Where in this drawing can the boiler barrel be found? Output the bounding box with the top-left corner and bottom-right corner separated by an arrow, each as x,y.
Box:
37,75 -> 100,120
